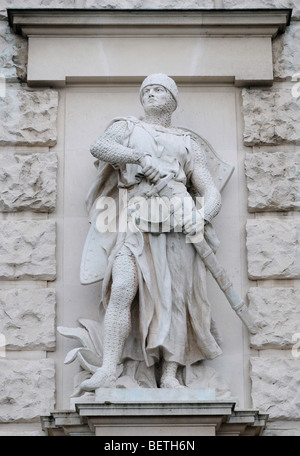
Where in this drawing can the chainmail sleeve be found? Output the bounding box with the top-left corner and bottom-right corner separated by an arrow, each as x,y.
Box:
190,138 -> 222,224
90,120 -> 143,165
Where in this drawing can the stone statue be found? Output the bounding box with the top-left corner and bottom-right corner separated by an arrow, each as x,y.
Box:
59,74 -> 257,394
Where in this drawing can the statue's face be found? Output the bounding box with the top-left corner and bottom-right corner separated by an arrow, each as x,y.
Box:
141,84 -> 176,115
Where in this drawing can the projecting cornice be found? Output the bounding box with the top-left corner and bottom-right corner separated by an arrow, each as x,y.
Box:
7,8 -> 292,87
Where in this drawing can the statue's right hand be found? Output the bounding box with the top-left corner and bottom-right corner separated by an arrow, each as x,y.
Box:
139,155 -> 160,184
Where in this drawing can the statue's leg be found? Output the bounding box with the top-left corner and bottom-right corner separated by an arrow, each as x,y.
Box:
160,360 -> 184,388
81,246 -> 138,391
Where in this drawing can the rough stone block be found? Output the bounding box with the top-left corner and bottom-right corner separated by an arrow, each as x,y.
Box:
0,85 -> 58,146
0,21 -> 27,81
246,219 -> 300,279
263,421 -> 300,436
273,21 -> 300,79
251,357 -> 300,420
248,288 -> 300,349
0,424 -> 46,436
223,0 -> 300,19
85,0 -> 214,7
0,151 -> 57,212
242,89 -> 300,146
0,220 -> 56,280
0,0 -> 75,20
0,288 -> 56,350
0,359 -> 55,423
245,151 -> 300,212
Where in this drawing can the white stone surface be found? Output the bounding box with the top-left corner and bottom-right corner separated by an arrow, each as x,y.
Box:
251,357 -> 300,420
223,0 -> 300,19
0,423 -> 46,436
0,288 -> 56,350
0,21 -> 27,81
273,22 -> 300,79
0,0 -> 75,20
246,219 -> 300,279
245,151 -> 300,211
263,421 -> 300,436
85,0 -> 214,7
248,288 -> 300,349
242,89 -> 300,146
0,359 -> 55,423
95,387 -> 216,402
0,220 -> 56,280
0,151 -> 57,212
0,85 -> 58,146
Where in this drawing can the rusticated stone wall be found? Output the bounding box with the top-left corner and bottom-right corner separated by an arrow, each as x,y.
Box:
0,0 -> 60,436
237,0 -> 300,437
1,0 -> 299,437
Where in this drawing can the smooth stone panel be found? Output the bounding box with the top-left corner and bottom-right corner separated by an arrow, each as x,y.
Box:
95,387 -> 216,402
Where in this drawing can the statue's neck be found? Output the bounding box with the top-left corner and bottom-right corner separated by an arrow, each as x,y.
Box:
143,112 -> 172,128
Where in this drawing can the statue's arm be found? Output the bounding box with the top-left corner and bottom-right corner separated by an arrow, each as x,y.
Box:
90,120 -> 143,165
190,139 -> 222,224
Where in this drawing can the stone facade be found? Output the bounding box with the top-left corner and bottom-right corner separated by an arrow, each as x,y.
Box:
239,1 -> 300,435
0,0 -> 299,438
0,220 -> 56,280
0,359 -> 55,422
0,151 -> 57,212
273,21 -> 300,79
85,0 -> 215,7
0,0 -> 59,432
0,86 -> 58,146
251,357 -> 300,421
0,21 -> 27,81
223,0 -> 300,19
246,219 -> 300,279
248,288 -> 300,349
242,89 -> 300,146
245,151 -> 300,212
0,0 -> 74,20
0,288 -> 56,350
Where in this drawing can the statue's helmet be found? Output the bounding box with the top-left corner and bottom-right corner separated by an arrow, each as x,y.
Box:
140,73 -> 178,107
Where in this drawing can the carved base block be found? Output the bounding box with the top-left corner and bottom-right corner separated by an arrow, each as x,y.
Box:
95,387 -> 216,403
41,393 -> 268,437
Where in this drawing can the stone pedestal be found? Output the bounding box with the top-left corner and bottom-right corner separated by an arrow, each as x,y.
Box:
41,389 -> 268,436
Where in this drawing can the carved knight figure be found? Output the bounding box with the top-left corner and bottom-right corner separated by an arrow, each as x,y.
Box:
59,74 -> 257,394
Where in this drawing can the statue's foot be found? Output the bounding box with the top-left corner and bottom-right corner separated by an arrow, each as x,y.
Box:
80,368 -> 116,392
160,376 -> 185,389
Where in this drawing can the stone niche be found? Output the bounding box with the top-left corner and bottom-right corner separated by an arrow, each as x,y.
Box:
7,8 -> 291,436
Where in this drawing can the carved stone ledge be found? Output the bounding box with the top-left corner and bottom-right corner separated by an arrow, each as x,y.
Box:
41,397 -> 268,436
7,8 -> 291,87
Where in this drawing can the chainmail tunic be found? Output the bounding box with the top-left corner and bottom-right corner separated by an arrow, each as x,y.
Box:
87,116 -> 223,367
90,117 -> 221,224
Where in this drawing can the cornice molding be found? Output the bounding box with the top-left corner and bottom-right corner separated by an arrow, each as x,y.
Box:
7,8 -> 292,87
8,8 -> 292,37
